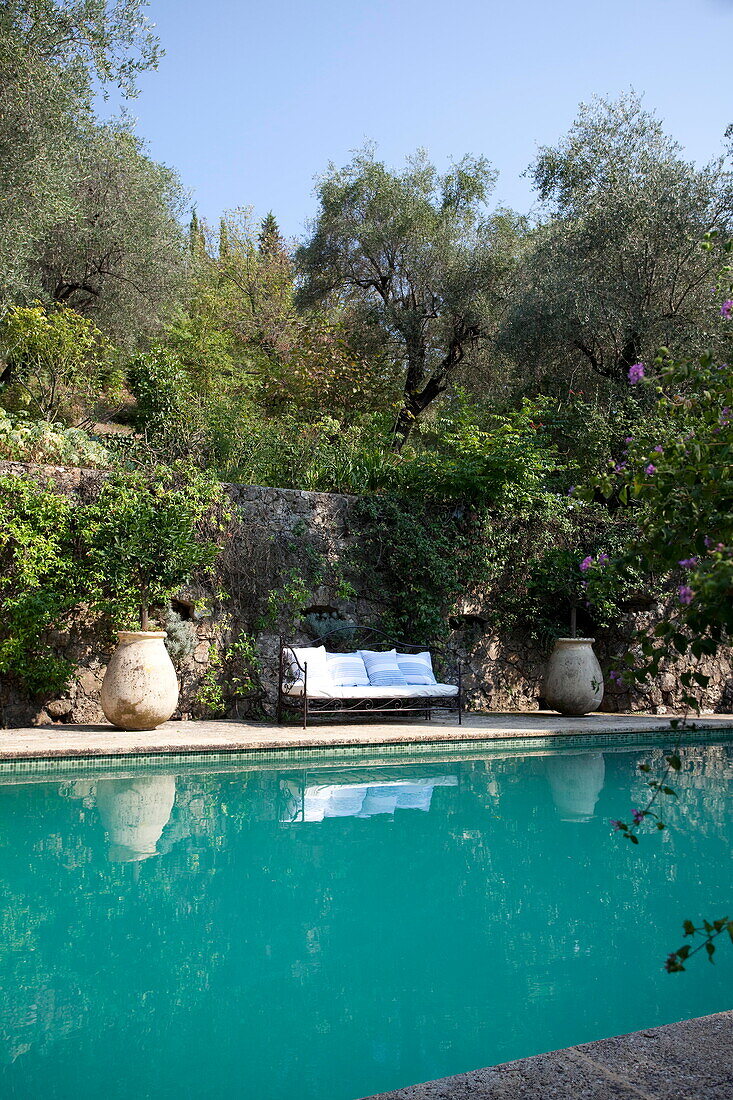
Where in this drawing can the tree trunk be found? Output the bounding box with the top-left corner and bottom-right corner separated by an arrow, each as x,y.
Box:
391,334 -> 468,450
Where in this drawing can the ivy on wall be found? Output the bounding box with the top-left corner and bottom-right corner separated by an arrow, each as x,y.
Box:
0,468 -> 224,697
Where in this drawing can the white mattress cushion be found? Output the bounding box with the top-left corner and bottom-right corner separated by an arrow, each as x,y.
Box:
282,681 -> 458,699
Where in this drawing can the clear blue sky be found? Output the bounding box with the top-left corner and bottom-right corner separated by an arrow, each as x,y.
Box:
98,0 -> 733,241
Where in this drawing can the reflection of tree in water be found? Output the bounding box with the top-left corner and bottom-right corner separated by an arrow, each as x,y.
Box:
0,747 -> 730,1097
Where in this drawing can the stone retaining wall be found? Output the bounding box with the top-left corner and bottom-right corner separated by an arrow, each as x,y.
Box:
1,461 -> 731,727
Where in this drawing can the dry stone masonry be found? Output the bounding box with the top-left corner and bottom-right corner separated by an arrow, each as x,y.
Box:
1,461 -> 732,727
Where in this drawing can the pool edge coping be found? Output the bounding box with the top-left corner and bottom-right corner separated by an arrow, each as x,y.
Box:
1,719 -> 733,775
361,1008 -> 733,1099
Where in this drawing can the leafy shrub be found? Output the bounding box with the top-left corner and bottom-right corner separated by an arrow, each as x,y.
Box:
0,305 -> 121,425
0,475 -> 79,694
78,467 -> 225,629
0,467 -> 226,702
396,403 -> 557,505
0,409 -> 111,467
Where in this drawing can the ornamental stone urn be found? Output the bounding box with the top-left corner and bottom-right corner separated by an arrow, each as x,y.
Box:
100,631 -> 179,731
543,637 -> 603,717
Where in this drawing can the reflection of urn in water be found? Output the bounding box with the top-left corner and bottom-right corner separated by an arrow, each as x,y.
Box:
96,776 -> 176,862
545,753 -> 605,822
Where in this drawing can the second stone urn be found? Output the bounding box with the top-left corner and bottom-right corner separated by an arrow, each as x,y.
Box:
544,637 -> 604,717
101,631 -> 179,731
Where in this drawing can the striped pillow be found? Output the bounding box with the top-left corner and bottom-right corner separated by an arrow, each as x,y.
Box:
326,652 -> 370,687
358,649 -> 408,687
396,651 -> 437,685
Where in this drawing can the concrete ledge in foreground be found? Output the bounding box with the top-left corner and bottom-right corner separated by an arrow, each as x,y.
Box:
1,712 -> 733,761
362,1011 -> 733,1099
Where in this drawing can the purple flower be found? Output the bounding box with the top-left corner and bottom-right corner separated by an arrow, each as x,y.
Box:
678,585 -> 694,605
628,363 -> 645,384
610,670 -> 622,682
721,407 -> 731,425
610,819 -> 623,832
624,436 -> 634,444
614,461 -> 627,473
579,555 -> 594,573
678,557 -> 699,568
721,300 -> 733,319
645,463 -> 656,475
653,445 -> 664,453
567,485 -> 575,496
632,808 -> 645,825
597,552 -> 609,565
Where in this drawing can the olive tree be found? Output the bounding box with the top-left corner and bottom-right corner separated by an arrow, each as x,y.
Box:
499,95 -> 733,390
0,0 -> 160,308
297,148 -> 519,448
37,123 -> 188,343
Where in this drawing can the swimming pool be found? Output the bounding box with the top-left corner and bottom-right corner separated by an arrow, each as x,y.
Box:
0,735 -> 731,1099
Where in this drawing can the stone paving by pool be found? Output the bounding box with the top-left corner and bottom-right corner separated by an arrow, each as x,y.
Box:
2,711 -> 733,761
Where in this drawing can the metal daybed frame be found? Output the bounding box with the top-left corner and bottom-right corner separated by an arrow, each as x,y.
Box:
276,626 -> 463,728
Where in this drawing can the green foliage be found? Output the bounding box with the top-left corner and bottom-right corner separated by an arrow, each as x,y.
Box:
0,475 -> 78,694
502,520 -> 649,643
586,271 -> 733,704
194,643 -> 227,716
0,0 -> 161,308
0,466 -> 227,697
78,468 -> 224,629
396,402 -> 557,504
0,304 -> 120,424
125,345 -> 205,460
0,408 -> 110,467
194,634 -> 262,718
500,93 -> 733,390
298,146 -> 519,446
39,123 -> 187,343
352,497 -> 492,643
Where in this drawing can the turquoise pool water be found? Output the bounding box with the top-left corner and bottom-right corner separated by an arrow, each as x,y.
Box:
0,737 -> 732,1099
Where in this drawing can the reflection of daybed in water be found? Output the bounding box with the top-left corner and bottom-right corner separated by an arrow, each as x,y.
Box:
95,776 -> 176,861
280,775 -> 458,823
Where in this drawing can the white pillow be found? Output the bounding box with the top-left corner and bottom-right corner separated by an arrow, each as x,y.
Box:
396,651 -> 437,685
286,646 -> 332,690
